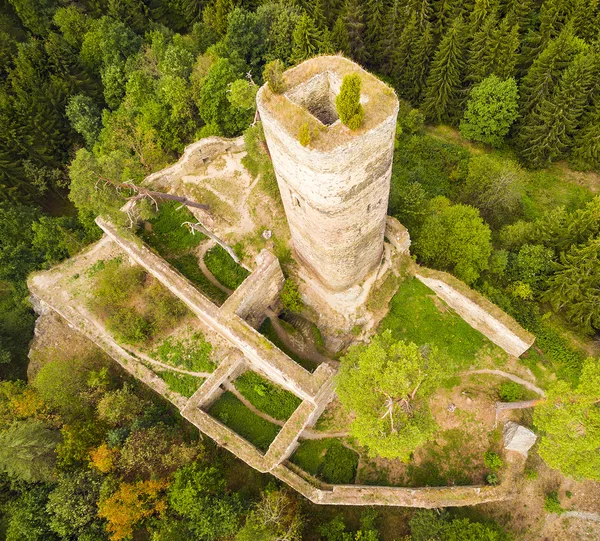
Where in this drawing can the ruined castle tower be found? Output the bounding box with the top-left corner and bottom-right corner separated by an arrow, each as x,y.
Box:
256,56 -> 399,297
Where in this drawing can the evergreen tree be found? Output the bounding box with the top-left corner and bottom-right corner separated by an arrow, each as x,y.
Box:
571,0 -> 600,42
544,238 -> 600,334
422,15 -> 468,122
344,0 -> 368,65
432,0 -> 458,38
518,27 -> 587,120
469,0 -> 498,33
403,20 -> 435,104
519,52 -> 595,168
291,13 -> 322,63
570,100 -> 600,172
392,11 -> 420,99
267,5 -> 302,64
378,0 -> 401,76
331,15 -> 350,54
365,0 -> 385,66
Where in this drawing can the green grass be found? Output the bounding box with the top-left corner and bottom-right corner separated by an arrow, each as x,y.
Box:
157,371 -> 204,398
203,245 -> 249,290
170,254 -> 228,305
153,333 -> 216,373
141,201 -> 205,254
521,168 -> 593,222
291,439 -> 359,484
258,318 -> 319,372
208,391 -> 281,452
379,278 -> 491,368
233,371 -> 302,421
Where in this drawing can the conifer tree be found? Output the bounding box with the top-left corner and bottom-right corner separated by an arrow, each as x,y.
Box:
570,100 -> 600,172
469,0 -> 497,33
378,0 -> 401,75
291,13 -> 321,63
331,16 -> 350,55
422,15 -> 468,122
519,52 -> 595,168
365,0 -> 385,66
404,20 -> 435,104
518,28 -> 587,120
392,11 -> 420,98
310,0 -> 328,31
571,0 -> 600,42
544,238 -> 600,334
344,0 -> 368,64
432,0 -> 458,38
467,15 -> 520,83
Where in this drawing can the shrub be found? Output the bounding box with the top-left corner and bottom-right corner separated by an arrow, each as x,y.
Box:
483,450 -> 503,471
544,491 -> 564,514
486,473 -> 499,485
498,381 -> 524,402
319,441 -> 359,484
281,279 -> 303,313
459,75 -> 519,147
263,59 -> 285,93
298,122 -> 312,146
336,74 -> 364,130
154,334 -> 215,373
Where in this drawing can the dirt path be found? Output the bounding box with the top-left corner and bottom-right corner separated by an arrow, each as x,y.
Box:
221,380 -> 285,427
196,240 -> 233,295
464,369 -> 546,397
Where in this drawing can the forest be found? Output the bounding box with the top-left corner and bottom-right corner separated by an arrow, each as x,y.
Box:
0,0 -> 599,538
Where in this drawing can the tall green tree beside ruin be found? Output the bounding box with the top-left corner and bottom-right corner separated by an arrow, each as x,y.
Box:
414,196 -> 492,284
534,357 -> 600,481
460,75 -> 519,147
422,15 -> 468,122
336,330 -> 447,461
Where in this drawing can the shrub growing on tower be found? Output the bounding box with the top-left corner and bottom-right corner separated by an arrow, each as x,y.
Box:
336,74 -> 364,130
263,60 -> 285,94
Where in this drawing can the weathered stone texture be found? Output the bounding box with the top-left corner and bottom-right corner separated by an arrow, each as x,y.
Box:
503,421 -> 537,457
257,57 -> 399,292
96,218 -> 334,401
416,271 -> 534,357
219,249 -> 284,328
385,216 -> 411,255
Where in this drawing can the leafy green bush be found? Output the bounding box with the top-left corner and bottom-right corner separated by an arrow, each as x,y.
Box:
544,491 -> 564,514
291,439 -> 358,484
498,381 -> 525,402
263,59 -> 285,93
336,74 -> 364,130
233,371 -> 301,421
157,371 -> 204,398
208,392 -> 280,451
281,279 -> 303,313
298,122 -> 312,146
154,333 -> 215,373
483,450 -> 503,471
204,245 -> 249,290
486,473 -> 499,485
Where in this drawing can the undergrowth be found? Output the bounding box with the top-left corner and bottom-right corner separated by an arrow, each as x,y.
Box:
208,391 -> 281,452
154,332 -> 215,373
233,371 -> 301,421
157,371 -> 204,398
204,245 -> 249,290
291,439 -> 358,484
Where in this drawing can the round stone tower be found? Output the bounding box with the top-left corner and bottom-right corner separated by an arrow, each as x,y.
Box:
256,56 -> 399,296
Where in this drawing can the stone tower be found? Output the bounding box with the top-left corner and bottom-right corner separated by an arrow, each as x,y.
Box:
256,56 -> 399,306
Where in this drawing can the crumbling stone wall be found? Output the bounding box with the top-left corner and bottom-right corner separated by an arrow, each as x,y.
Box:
257,57 -> 399,293
416,269 -> 535,357
219,249 -> 284,328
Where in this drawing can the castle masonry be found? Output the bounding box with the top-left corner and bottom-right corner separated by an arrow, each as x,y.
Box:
257,56 -> 399,293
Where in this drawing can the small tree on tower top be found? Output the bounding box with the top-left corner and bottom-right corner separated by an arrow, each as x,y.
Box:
336,73 -> 364,130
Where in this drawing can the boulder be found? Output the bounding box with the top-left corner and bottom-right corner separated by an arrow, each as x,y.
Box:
503,421 -> 537,457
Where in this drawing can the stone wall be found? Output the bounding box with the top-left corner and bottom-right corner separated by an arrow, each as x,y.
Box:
96,218 -> 335,401
416,268 -> 535,357
219,249 -> 284,328
257,57 -> 399,293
